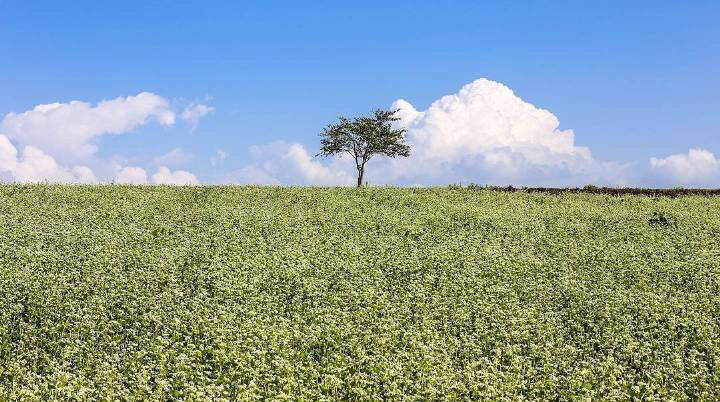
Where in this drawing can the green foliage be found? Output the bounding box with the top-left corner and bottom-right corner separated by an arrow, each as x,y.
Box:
1,185 -> 719,400
318,109 -> 410,187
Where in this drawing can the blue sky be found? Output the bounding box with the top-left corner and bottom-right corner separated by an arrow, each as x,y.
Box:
1,1 -> 719,186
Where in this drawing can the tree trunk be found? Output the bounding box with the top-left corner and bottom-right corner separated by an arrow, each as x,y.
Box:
357,168 -> 364,188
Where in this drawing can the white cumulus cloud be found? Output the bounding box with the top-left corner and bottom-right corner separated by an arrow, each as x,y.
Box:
114,166 -> 198,185
0,92 -> 175,161
71,166 -> 98,184
115,166 -> 149,185
392,80 -> 590,163
0,134 -> 96,183
650,148 -> 720,186
380,79 -> 627,186
152,166 -> 199,185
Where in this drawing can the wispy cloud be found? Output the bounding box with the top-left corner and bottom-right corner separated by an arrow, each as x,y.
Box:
153,148 -> 193,167
180,103 -> 214,129
210,149 -> 228,167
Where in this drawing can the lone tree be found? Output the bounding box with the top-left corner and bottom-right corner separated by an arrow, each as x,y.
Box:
318,109 -> 410,187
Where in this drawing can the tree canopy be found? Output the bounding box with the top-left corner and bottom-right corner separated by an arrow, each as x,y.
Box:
318,109 -> 410,187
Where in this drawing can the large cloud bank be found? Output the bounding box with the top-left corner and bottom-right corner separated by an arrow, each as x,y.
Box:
3,79 -> 717,187
233,79 -> 628,186
0,93 -> 207,185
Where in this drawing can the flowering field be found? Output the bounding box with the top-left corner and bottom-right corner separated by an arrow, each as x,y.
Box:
1,185 -> 719,400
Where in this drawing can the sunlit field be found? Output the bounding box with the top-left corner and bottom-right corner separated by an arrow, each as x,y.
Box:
1,185 -> 719,400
